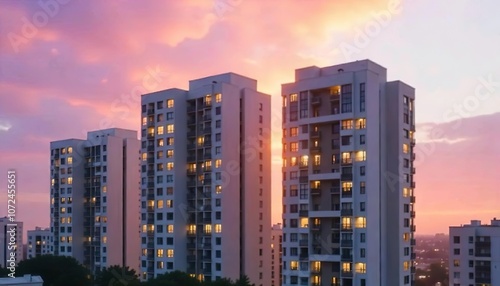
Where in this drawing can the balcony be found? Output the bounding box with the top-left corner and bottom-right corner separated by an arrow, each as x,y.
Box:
299,253 -> 309,261
311,97 -> 321,105
203,152 -> 212,159
147,158 -> 155,164
341,254 -> 353,261
340,239 -> 353,247
203,141 -> 212,147
299,162 -> 309,169
341,173 -> 353,181
410,138 -> 416,146
147,170 -> 155,177
411,167 -> 416,174
311,267 -> 321,274
310,145 -> 321,153
299,210 -> 309,217
187,181 -> 196,187
411,181 -> 416,188
341,158 -> 352,165
330,93 -> 340,101
187,118 -> 196,125
187,243 -> 196,249
187,105 -> 196,113
187,130 -> 196,137
147,182 -> 155,188
147,133 -> 155,139
341,191 -> 352,198
331,187 -> 340,194
411,253 -> 416,259
341,270 -> 353,277
410,211 -> 416,218
147,109 -> 155,115
411,225 -> 416,232
299,239 -> 308,247
203,127 -> 212,134
310,131 -> 321,138
311,224 -> 321,231
187,143 -> 196,150
340,209 -> 353,216
187,255 -> 196,261
410,238 -> 416,246
147,145 -> 154,152
299,176 -> 308,183
187,169 -> 197,175
310,188 -> 321,196
187,155 -> 196,162
203,114 -> 212,121
410,196 -> 416,203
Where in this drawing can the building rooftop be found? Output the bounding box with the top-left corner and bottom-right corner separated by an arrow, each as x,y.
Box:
0,275 -> 43,285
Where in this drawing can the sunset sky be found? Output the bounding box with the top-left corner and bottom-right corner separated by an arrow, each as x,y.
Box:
1,0 -> 499,236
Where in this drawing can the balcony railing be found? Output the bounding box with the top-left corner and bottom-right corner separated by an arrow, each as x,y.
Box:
311,97 -> 321,105
310,131 -> 321,138
310,188 -> 321,195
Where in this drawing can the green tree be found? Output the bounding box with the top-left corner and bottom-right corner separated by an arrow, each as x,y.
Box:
205,277 -> 234,286
95,265 -> 140,286
144,270 -> 201,286
235,275 -> 254,286
16,255 -> 91,286
0,267 -> 10,277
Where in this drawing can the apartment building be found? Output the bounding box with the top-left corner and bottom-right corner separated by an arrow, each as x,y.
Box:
0,217 -> 23,267
281,60 -> 416,286
49,128 -> 141,274
271,224 -> 283,286
27,227 -> 52,259
449,219 -> 500,285
140,73 -> 271,285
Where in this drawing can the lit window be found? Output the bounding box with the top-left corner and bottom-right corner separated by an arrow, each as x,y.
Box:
167,249 -> 174,258
355,263 -> 366,273
67,177 -> 73,184
167,124 -> 174,133
215,224 -> 222,233
166,200 -> 173,208
167,99 -> 174,108
215,159 -> 222,168
403,233 -> 410,241
356,118 -> 366,129
290,261 -> 298,270
300,218 -> 308,228
290,157 -> 297,166
141,153 -> 147,161
102,186 -> 107,193
341,120 -> 353,130
403,261 -> 410,271
215,93 -> 222,103
67,147 -> 73,154
167,162 -> 174,170
102,236 -> 107,243
290,93 -> 298,102
355,217 -> 366,228
204,224 -> 212,234
187,225 -> 196,235
215,185 -> 222,194
157,126 -> 164,135
167,150 -> 173,158
290,142 -> 298,152
67,157 -> 73,164
290,127 -> 298,136
142,117 -> 147,126
403,144 -> 409,154
403,188 -> 411,197
61,148 -> 66,154
157,200 -> 164,209
342,262 -> 351,272
157,249 -> 164,257
300,155 -> 308,167
313,155 -> 320,166
167,225 -> 174,233
342,217 -> 351,230
355,151 -> 366,162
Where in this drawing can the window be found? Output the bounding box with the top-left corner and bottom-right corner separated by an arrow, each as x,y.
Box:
360,83 -> 365,112
167,99 -> 174,108
216,120 -> 221,128
216,133 -> 221,142
341,120 -> 353,130
216,106 -> 221,115
341,84 -> 352,113
403,144 -> 409,154
215,93 -> 222,103
290,127 -> 298,137
167,124 -> 174,133
166,112 -> 173,120
360,134 -> 366,145
167,137 -> 174,145
157,126 -> 164,135
290,142 -> 298,152
454,248 -> 460,255
453,236 -> 460,244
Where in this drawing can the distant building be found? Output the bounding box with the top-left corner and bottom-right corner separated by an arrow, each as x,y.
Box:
0,274 -> 43,285
27,227 -> 52,259
449,219 -> 500,285
281,60 -> 416,285
0,217 -> 23,268
50,128 -> 141,274
271,224 -> 282,286
140,73 -> 272,285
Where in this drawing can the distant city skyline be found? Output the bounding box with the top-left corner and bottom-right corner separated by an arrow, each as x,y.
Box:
1,0 -> 500,236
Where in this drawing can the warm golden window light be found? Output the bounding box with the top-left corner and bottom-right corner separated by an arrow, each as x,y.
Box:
187,224 -> 196,235
65,156 -> 71,164
215,185 -> 222,194
167,225 -> 174,233
204,224 -> 212,234
403,143 -> 409,153
215,93 -> 222,103
355,217 -> 366,228
157,126 -> 164,135
355,262 -> 366,273
157,200 -> 163,209
67,147 -> 73,154
67,177 -> 72,184
342,262 -> 351,272
167,249 -> 174,258
355,151 -> 366,162
215,159 -> 222,168
290,93 -> 298,102
290,261 -> 298,270
167,124 -> 174,133
300,218 -> 308,228
167,99 -> 174,108
403,261 -> 410,271
142,117 -> 147,125
215,224 -> 222,233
